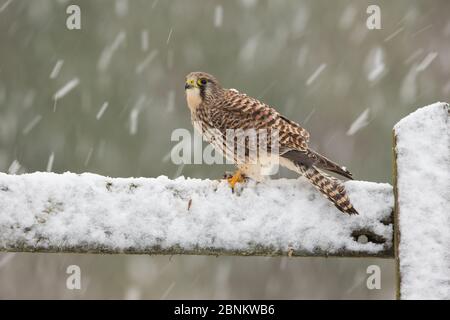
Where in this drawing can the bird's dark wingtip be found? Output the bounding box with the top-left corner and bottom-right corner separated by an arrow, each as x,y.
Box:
346,207 -> 359,215
335,204 -> 358,215
334,204 -> 359,215
341,167 -> 354,180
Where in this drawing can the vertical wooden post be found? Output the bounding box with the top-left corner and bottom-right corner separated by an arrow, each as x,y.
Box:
393,102 -> 449,300
392,132 -> 401,300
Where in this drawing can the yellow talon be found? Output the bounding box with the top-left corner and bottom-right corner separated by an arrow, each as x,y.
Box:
227,171 -> 245,190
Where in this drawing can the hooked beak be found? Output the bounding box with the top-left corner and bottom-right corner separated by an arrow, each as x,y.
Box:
185,79 -> 196,90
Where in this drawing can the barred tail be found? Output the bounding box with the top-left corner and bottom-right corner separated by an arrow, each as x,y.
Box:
302,166 -> 358,215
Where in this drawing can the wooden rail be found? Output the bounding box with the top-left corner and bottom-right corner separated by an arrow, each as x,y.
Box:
0,102 -> 448,299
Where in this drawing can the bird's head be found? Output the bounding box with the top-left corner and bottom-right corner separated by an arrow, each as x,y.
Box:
185,72 -> 222,111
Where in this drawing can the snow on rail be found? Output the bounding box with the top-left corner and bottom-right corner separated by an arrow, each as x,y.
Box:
0,172 -> 393,257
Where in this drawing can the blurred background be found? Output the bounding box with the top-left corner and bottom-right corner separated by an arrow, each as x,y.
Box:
0,0 -> 449,299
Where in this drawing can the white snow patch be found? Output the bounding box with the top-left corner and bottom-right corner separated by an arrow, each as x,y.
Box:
53,78 -> 79,101
125,286 -> 141,300
239,35 -> 260,63
129,109 -> 140,135
173,164 -> 185,179
365,47 -> 386,82
368,65 -> 385,82
166,28 -> 173,45
400,65 -> 419,104
129,96 -> 146,135
306,64 -> 326,86
135,50 -> 158,74
22,115 -> 42,135
214,5 -> 223,28
339,5 -> 356,30
404,48 -> 423,65
96,102 -> 109,120
384,27 -> 404,42
346,108 -> 370,136
0,0 -> 13,13
411,24 -> 433,37
97,31 -> 126,71
84,147 -> 94,167
0,173 -> 393,256
141,29 -> 149,52
416,52 -> 438,72
115,0 -> 128,17
49,60 -> 64,79
394,102 -> 450,300
7,160 -> 21,175
167,90 -> 175,113
46,152 -> 55,172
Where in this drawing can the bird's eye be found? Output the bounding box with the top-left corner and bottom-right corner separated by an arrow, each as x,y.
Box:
198,78 -> 207,86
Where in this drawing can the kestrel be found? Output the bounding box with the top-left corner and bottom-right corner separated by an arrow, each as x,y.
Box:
184,71 -> 358,215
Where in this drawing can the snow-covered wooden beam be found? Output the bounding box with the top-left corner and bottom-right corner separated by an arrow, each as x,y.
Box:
0,172 -> 393,257
393,102 -> 450,300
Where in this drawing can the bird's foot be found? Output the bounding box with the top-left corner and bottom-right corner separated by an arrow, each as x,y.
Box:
222,171 -> 234,180
225,170 -> 247,191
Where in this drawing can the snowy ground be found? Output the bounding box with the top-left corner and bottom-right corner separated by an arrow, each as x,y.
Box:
0,172 -> 393,257
394,102 -> 449,299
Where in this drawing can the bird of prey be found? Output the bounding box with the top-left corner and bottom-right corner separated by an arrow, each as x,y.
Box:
184,71 -> 358,215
